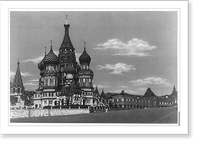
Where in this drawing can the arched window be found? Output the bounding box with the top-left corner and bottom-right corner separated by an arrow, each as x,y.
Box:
18,88 -> 20,94
12,88 -> 15,94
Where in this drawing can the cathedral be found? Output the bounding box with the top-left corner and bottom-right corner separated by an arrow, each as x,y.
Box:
32,17 -> 102,109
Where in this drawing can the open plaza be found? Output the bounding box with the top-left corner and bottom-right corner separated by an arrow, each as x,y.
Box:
10,107 -> 177,123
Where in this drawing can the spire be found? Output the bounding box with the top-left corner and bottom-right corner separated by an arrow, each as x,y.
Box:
173,85 -> 176,91
101,88 -> 105,98
65,15 -> 68,25
12,59 -> 24,90
170,85 -> 177,97
50,40 -> 53,51
84,42 -> 86,51
17,58 -> 20,66
60,15 -> 74,50
45,46 -> 47,56
95,85 -> 99,95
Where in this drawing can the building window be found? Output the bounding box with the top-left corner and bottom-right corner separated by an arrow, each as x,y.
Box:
49,100 -> 52,104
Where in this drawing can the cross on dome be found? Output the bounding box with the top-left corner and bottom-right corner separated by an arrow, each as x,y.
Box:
65,15 -> 68,25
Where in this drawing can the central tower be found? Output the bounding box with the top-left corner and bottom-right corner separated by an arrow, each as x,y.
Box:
58,16 -> 80,88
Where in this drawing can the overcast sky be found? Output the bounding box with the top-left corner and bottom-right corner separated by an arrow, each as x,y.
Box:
10,11 -> 177,96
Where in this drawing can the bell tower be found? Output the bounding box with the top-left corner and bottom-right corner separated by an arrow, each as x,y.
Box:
58,16 -> 79,88
11,59 -> 25,96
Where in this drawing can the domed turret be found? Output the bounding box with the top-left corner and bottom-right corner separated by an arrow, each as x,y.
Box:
79,42 -> 91,65
43,41 -> 59,64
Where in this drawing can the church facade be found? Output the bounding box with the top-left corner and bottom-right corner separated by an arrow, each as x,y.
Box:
32,18 -> 102,109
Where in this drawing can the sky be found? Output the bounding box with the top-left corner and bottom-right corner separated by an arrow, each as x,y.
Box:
10,11 -> 177,96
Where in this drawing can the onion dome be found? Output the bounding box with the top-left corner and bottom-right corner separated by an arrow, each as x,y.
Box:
64,64 -> 76,74
43,42 -> 59,64
38,60 -> 45,70
79,42 -> 91,65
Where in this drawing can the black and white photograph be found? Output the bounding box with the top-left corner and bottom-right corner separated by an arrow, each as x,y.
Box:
0,1 -> 189,136
9,11 -> 178,124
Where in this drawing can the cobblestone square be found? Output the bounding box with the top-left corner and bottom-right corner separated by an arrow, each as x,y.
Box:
11,107 -> 177,123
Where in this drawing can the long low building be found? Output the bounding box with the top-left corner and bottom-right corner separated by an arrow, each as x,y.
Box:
101,87 -> 178,109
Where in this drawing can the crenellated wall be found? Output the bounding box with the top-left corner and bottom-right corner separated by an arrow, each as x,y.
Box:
10,109 -> 90,119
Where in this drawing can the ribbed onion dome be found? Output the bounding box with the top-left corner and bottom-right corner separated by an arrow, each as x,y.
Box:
38,60 -> 45,70
79,44 -> 91,65
64,64 -> 76,74
43,48 -> 59,64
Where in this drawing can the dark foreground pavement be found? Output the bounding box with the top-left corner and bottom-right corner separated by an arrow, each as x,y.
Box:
10,107 -> 178,123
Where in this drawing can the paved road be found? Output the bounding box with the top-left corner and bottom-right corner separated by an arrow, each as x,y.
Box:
10,107 -> 178,123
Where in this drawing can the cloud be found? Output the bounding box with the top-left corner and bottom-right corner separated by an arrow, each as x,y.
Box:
29,79 -> 39,82
10,71 -> 33,78
97,63 -> 136,74
93,84 -> 110,89
22,51 -> 81,64
93,38 -> 157,56
138,88 -> 147,91
75,52 -> 82,63
10,71 -> 15,78
21,72 -> 33,77
22,56 -> 44,64
117,85 -> 129,89
24,83 -> 38,86
110,89 -> 137,94
130,77 -> 171,87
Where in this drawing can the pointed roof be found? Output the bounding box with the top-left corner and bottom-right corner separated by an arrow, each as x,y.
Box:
101,88 -> 105,98
95,85 -> 99,95
170,85 -> 177,97
60,16 -> 74,50
143,88 -> 155,97
12,59 -> 24,89
173,85 -> 176,92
